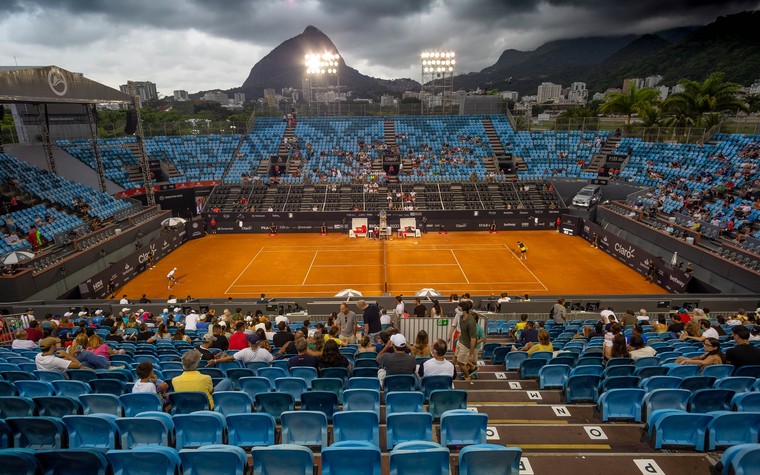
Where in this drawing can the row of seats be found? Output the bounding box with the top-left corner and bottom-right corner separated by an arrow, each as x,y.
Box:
0,442 -> 524,475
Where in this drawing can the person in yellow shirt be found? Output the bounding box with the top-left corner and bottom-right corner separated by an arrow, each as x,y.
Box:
171,350 -> 233,409
324,326 -> 345,346
508,314 -> 529,339
517,329 -> 553,355
517,241 -> 528,260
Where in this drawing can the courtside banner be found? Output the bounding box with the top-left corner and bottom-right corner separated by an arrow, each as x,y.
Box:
581,221 -> 691,293
72,228 -> 187,299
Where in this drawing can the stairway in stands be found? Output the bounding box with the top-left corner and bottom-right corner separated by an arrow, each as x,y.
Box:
382,119 -> 397,181
280,120 -> 298,176
584,135 -> 621,173
481,117 -> 505,175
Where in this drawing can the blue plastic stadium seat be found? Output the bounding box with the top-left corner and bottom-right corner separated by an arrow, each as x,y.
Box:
386,391 -> 424,416
390,441 -> 449,475
275,377 -> 309,403
117,413 -> 174,448
539,364 -> 571,389
600,376 -> 641,393
80,393 -> 123,416
679,376 -> 716,392
429,389 -> 468,420
714,376 -> 756,393
7,416 -> 66,449
52,380 -> 91,398
119,393 -> 162,417
322,441 -> 382,475
519,358 -> 547,379
420,375 -> 453,401
716,443 -> 760,475
602,365 -> 636,378
386,412 -> 433,450
15,380 -> 55,398
173,411 -> 225,450
251,444 -> 313,475
598,388 -> 646,422
238,376 -> 272,400
348,377 -> 382,392
179,445 -> 248,475
688,388 -> 735,413
36,448 -> 110,475
281,410 -> 328,447
226,412 -> 275,448
504,351 -> 526,370
732,392 -> 760,412
0,448 -> 40,475
733,365 -> 760,378
639,376 -> 683,392
648,409 -> 711,451
333,411 -> 380,446
706,411 -> 760,450
459,444 -> 522,475
255,392 -> 295,421
0,396 -> 35,418
439,409 -> 488,447
290,367 -> 318,388
106,446 -> 182,475
668,365 -> 701,378
634,366 -> 669,379
383,374 -> 416,392
257,367 -> 289,388
700,364 -> 735,380
311,378 -> 345,403
565,375 -> 601,403
62,414 -> 119,449
169,391 -> 210,414
211,391 -> 252,417
343,389 -> 381,415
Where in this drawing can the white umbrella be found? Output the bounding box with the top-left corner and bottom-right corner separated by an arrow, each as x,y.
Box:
335,289 -> 363,301
670,251 -> 678,266
161,217 -> 187,227
415,288 -> 442,299
0,251 -> 35,266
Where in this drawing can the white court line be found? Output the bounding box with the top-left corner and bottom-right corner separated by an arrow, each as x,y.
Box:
311,264 -> 460,268
504,244 -> 548,291
302,251 -> 319,285
231,282 -> 547,287
449,249 -> 470,284
225,248 -> 264,295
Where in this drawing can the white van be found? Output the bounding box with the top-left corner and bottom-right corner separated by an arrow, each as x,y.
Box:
572,185 -> 602,208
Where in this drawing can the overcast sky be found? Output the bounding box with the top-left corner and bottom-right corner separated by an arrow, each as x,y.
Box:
1,0 -> 757,96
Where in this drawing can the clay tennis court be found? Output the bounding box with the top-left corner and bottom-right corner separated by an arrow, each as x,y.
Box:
118,231 -> 665,299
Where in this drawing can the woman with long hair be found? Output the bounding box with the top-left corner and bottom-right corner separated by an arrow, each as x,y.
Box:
676,338 -> 726,367
318,339 -> 351,370
356,336 -> 376,353
149,324 -> 172,342
518,328 -> 553,355
256,329 -> 271,351
126,315 -> 139,329
67,332 -> 109,369
173,327 -> 192,343
430,300 -> 443,318
411,330 -> 430,357
608,334 -> 630,359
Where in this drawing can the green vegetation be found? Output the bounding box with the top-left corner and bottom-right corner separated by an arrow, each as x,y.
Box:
599,84 -> 661,126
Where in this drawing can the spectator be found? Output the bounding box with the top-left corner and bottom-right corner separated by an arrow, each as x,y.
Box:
652,315 -> 668,333
356,336 -> 376,354
173,327 -> 192,343
288,338 -> 319,371
357,300 -> 381,340
551,298 -> 567,324
228,321 -> 248,350
318,340 -> 351,371
518,329 -> 554,355
410,330 -> 430,357
667,315 -> 684,335
35,337 -> 83,373
25,320 -> 44,343
605,334 -> 630,359
413,298 -> 427,318
207,333 -> 273,367
148,324 -> 172,342
135,324 -> 153,342
628,335 -> 657,360
133,361 -> 170,409
377,334 -> 415,382
519,321 -> 539,345
11,330 -> 38,350
196,334 -> 218,361
726,326 -> 760,368
172,350 -> 233,409
336,302 -> 358,344
272,321 -> 294,349
680,319 -> 720,342
184,310 -> 199,331
676,338 -> 726,367
209,324 -> 229,352
455,300 -> 478,381
418,339 -> 456,379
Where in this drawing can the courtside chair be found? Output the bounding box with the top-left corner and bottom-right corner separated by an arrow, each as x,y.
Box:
226,413 -> 276,448
389,441 -> 449,475
212,391 -> 253,416
706,411 -> 760,450
386,412 -> 433,450
322,441 -> 382,475
119,393 -> 162,417
281,411 -> 329,448
385,391 -> 424,415
459,444 -> 522,475
173,411 -> 226,450
6,417 -> 66,449
62,414 -> 119,450
597,388 -> 646,422
333,411 -> 380,446
35,448 -> 110,475
169,391 -> 210,414
106,446 -> 183,475
439,409 -> 488,447
179,445 -> 248,475
251,444 -> 313,475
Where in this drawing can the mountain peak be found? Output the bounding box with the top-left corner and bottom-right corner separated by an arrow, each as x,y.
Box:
303,25 -> 324,36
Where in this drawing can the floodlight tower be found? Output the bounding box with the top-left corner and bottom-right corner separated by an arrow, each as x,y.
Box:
305,52 -> 341,114
420,50 -> 455,114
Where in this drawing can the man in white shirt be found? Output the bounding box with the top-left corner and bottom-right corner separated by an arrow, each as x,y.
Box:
274,314 -> 289,326
35,337 -> 84,373
184,311 -> 199,331
119,295 -> 129,305
681,319 -> 720,342
393,296 -> 405,328
600,307 -> 616,325
11,330 -> 39,350
636,309 -> 650,323
206,333 -> 273,366
418,339 -> 456,379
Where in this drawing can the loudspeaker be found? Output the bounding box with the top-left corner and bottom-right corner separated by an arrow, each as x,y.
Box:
124,111 -> 137,134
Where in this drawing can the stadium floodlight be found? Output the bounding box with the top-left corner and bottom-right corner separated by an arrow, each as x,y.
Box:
305,52 -> 340,75
420,49 -> 456,114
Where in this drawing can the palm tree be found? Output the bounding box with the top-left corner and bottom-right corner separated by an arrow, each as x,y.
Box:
664,72 -> 747,127
599,84 -> 660,127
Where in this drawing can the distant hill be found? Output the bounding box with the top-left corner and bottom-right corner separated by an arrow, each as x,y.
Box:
239,26 -> 419,99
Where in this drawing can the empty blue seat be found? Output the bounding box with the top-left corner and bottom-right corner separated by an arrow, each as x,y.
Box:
420,375 -> 453,401
251,444 -> 313,475
63,414 -> 119,449
0,448 -> 40,475
179,444 -> 248,475
600,376 -> 640,393
119,393 -> 162,417
0,381 -> 18,397
281,410 -> 328,447
519,358 -> 547,379
311,378 -> 345,403
169,391 -> 210,414
333,411 -> 380,446
429,389 -> 468,420
606,357 -> 634,367
732,392 -> 760,412
343,389 -> 381,415
706,411 -> 760,450
383,374 -> 416,392
15,381 -> 54,398
459,444 -> 522,475
107,446 -> 182,475
688,388 -> 735,413
390,441 -> 449,475
257,367 -> 289,388
0,396 -> 35,417
80,393 -> 123,416
322,441 -> 382,475
634,366 -> 669,379
504,351 -> 527,370
639,376 -> 683,392
255,392 -> 295,421
275,377 -> 309,403
238,376 -> 272,400
539,364 -> 571,389
440,409 -> 488,447
634,357 -> 660,368
494,347 -> 512,366
716,443 -> 760,475
353,367 -> 379,378
52,380 -> 91,398
668,365 -> 701,378
679,376 -> 716,392
222,413 -> 275,449
643,389 -> 691,420
225,368 -> 256,389
598,388 -> 646,422
212,391 -> 252,416
714,376 -> 756,393
386,412 -> 433,450
36,448 -> 110,475
348,377 -> 382,392
648,409 -> 711,451
602,365 -> 636,378
700,364 -> 735,380
290,367 -> 318,388
33,395 -> 82,418
173,411 -> 225,449
386,391 -> 424,416
7,416 -> 66,449
565,375 -> 601,403
67,370 -> 98,383
733,365 -> 760,378
116,413 -> 174,448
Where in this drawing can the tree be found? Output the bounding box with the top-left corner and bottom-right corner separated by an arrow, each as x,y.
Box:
599,84 -> 660,127
664,72 -> 747,127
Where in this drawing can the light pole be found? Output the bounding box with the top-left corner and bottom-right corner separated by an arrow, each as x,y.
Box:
305,52 -> 340,116
421,50 -> 455,114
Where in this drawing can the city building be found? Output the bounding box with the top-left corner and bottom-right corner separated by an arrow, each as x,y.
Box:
567,82 -> 588,104
537,82 -> 562,103
173,90 -> 189,101
119,81 -> 157,102
202,90 -> 229,104
233,93 -> 246,105
623,78 -> 645,92
380,95 -> 395,107
657,85 -> 670,100
264,89 -> 277,108
645,75 -> 663,88
500,91 -> 519,102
